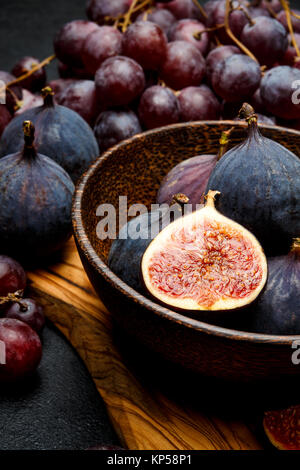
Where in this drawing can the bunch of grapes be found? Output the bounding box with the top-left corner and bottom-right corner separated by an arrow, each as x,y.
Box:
2,0 -> 300,150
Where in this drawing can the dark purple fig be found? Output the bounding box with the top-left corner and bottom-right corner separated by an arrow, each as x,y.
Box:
0,105 -> 11,137
206,103 -> 300,255
108,200 -> 185,292
0,71 -> 23,114
248,239 -> 300,335
11,56 -> 46,92
157,129 -> 231,210
0,121 -> 74,262
0,87 -> 99,183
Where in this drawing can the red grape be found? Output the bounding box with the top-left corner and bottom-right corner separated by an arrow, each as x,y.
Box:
135,8 -> 176,34
178,85 -> 221,121
280,33 -> 300,66
138,85 -> 180,129
4,299 -> 45,333
86,0 -> 132,24
82,26 -> 123,75
54,20 -> 99,68
56,80 -> 101,126
11,57 -> 46,92
0,318 -> 42,382
122,22 -> 167,71
211,54 -> 261,102
207,0 -> 248,44
94,109 -> 142,152
157,0 -> 205,21
248,6 -> 270,18
168,19 -> 209,56
205,45 -> 241,84
160,41 -> 205,90
0,71 -> 23,114
240,17 -> 288,67
0,255 -> 26,297
58,61 -> 93,80
48,78 -> 78,98
95,56 -> 145,107
15,90 -> 43,116
260,65 -> 300,119
0,105 -> 11,137
277,9 -> 300,33
250,87 -> 265,114
260,0 -> 282,14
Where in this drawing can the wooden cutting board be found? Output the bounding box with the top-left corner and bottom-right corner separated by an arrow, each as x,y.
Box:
27,238 -> 264,450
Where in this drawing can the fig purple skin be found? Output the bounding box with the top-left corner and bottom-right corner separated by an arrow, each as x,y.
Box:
248,241 -> 300,335
157,154 -> 218,210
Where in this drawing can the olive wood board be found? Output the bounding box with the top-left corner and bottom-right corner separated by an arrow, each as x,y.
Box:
26,237 -> 286,451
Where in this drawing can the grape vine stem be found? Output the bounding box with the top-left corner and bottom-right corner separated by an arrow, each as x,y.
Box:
224,0 -> 258,62
0,54 -> 56,96
280,0 -> 300,57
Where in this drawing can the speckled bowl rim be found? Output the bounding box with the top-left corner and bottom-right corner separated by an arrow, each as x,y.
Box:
72,120 -> 300,346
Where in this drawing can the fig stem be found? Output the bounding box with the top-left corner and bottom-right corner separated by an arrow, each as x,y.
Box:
23,120 -> 36,157
239,102 -> 258,124
0,290 -> 24,306
280,0 -> 300,57
218,127 -> 234,160
205,190 -> 221,208
0,54 -> 56,96
224,0 -> 259,62
172,193 -> 190,213
41,86 -> 55,106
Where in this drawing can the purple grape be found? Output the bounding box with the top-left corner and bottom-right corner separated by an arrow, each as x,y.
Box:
0,71 -> 23,114
86,0 -> 132,24
0,255 -> 26,297
260,65 -> 300,119
240,17 -> 288,67
160,41 -> 205,90
178,85 -> 221,121
4,298 -> 45,333
0,105 -> 11,137
82,26 -> 123,75
277,9 -> 300,33
57,80 -> 101,126
122,21 -> 167,71
0,318 -> 42,382
207,0 -> 248,44
94,109 -> 142,152
168,19 -> 209,56
57,61 -> 93,80
135,8 -> 176,34
15,90 -> 43,116
138,85 -> 180,129
48,78 -> 78,98
157,0 -> 205,21
212,54 -> 261,102
54,20 -> 99,68
280,33 -> 300,66
11,57 -> 46,92
205,45 -> 241,84
95,56 -> 145,107
260,0 -> 282,14
250,88 -> 265,114
248,6 -> 270,18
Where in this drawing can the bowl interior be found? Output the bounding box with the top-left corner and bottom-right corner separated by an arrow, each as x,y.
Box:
75,121 -> 300,339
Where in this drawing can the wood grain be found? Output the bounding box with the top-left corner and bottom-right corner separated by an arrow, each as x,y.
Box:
27,238 -> 263,450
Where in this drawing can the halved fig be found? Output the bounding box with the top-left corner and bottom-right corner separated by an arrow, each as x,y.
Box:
264,405 -> 300,450
141,190 -> 267,312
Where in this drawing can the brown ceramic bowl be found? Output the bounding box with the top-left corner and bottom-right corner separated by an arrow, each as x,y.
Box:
73,121 -> 300,382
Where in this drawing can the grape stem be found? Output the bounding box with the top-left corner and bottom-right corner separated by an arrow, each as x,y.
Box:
280,0 -> 300,57
121,0 -> 153,32
191,0 -> 208,19
0,54 -> 55,97
0,290 -> 24,306
224,0 -> 259,62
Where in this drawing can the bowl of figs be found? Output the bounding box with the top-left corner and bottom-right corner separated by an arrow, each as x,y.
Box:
73,109 -> 300,382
